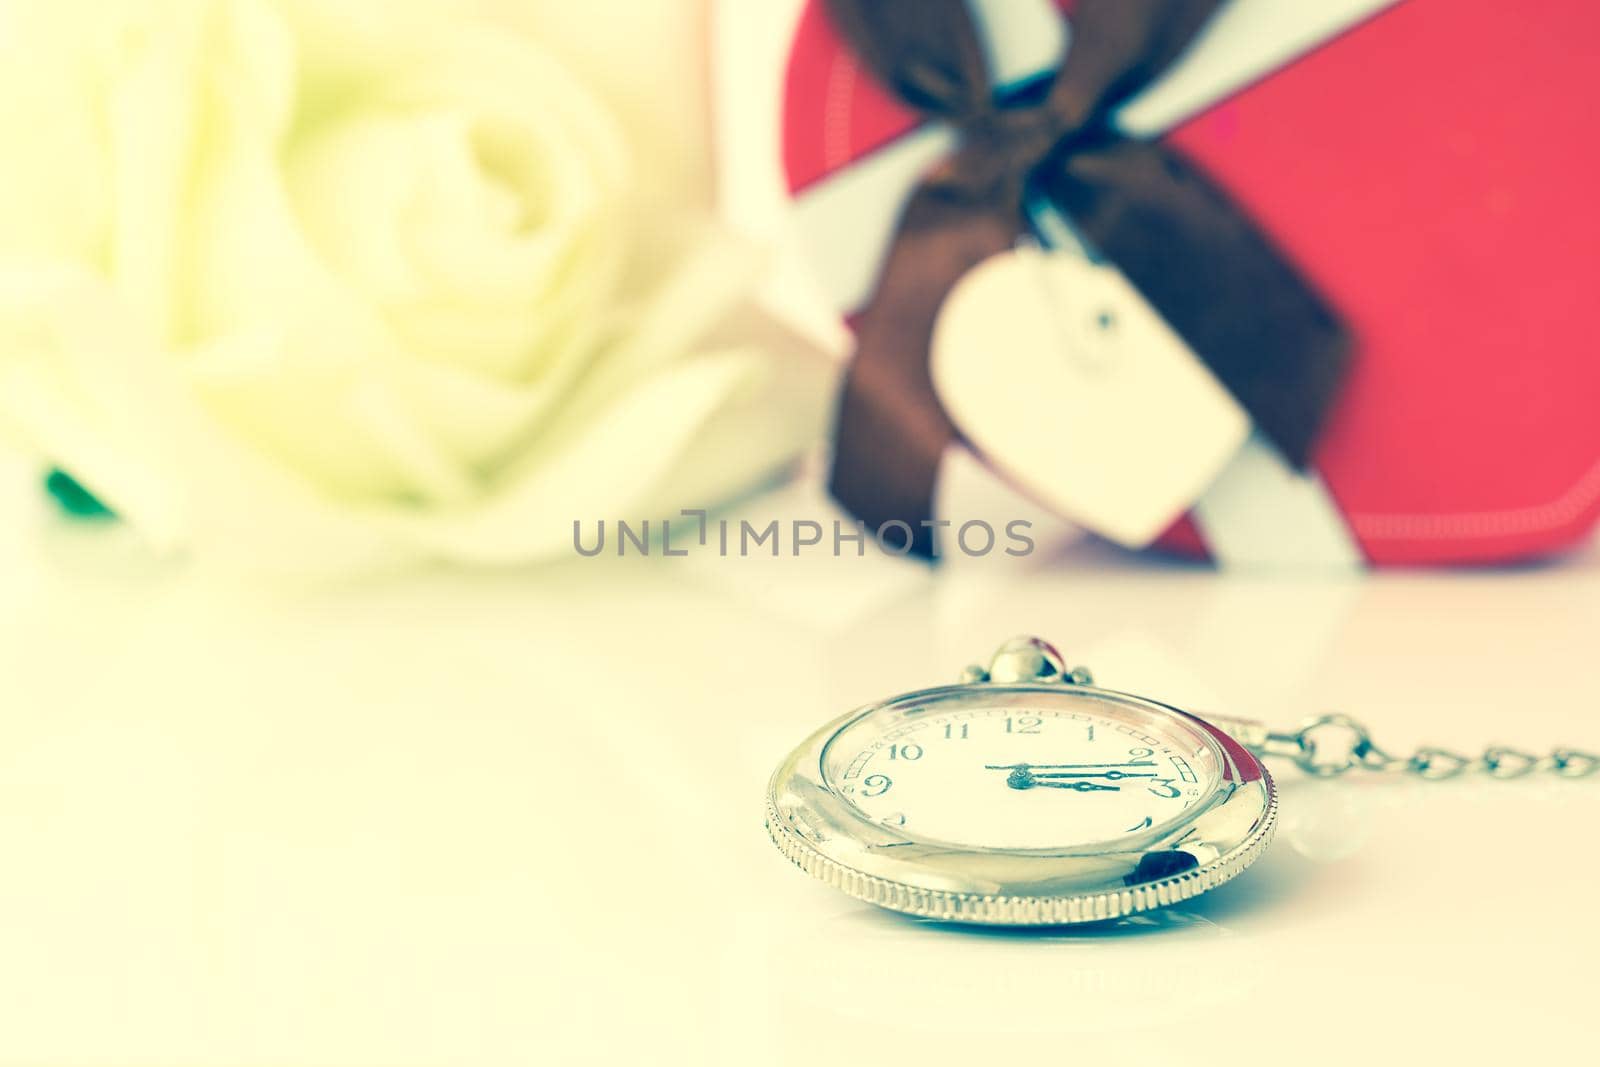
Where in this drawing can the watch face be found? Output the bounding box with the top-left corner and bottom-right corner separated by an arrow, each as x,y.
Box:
821,688 -> 1224,850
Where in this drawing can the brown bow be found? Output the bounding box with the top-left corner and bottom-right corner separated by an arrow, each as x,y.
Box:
825,0 -> 1351,557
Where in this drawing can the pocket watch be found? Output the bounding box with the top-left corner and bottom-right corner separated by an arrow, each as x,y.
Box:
765,636 -> 1597,925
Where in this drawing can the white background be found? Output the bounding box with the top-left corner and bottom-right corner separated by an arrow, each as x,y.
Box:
2,453 -> 1598,1064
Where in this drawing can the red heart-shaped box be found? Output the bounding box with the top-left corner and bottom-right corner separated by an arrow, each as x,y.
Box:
783,0 -> 1600,565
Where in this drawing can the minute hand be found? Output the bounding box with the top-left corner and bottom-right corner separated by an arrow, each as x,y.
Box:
983,762 -> 1155,780
985,761 -> 1157,770
1027,769 -> 1155,781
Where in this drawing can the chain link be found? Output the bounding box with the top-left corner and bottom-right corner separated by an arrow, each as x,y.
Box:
1258,713 -> 1600,781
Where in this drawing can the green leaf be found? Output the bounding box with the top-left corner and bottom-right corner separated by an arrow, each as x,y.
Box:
45,469 -> 115,519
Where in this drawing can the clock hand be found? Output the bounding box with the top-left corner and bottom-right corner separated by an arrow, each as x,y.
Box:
1032,780 -> 1120,792
986,761 -> 1156,770
986,763 -> 1155,785
999,766 -> 1124,792
1028,769 -> 1154,781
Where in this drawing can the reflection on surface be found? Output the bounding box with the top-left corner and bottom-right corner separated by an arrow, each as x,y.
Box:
747,902 -> 1265,1037
1274,772 -> 1586,865
1279,777 -> 1377,862
901,906 -> 1226,940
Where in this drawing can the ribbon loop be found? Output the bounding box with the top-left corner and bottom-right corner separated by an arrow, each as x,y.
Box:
1050,0 -> 1228,119
821,0 -> 995,121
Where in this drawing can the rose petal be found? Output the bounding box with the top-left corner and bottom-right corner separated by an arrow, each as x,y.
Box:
106,0 -> 297,341
540,228 -> 763,438
0,7 -> 111,265
383,352 -> 761,563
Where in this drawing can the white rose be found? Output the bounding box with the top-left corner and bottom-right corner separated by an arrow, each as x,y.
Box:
0,0 -> 825,570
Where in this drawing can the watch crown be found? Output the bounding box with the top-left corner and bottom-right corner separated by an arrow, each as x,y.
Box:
986,636 -> 1067,684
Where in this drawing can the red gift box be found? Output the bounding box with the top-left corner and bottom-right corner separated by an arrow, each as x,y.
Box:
782,0 -> 1600,565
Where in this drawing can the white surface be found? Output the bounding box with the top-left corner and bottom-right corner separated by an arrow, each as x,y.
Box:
1,461 -> 1598,1065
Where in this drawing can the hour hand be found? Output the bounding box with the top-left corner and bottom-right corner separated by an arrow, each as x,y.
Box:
1032,779 -> 1119,792
995,765 -> 1120,792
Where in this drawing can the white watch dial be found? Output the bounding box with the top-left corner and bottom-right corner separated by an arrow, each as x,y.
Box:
823,695 -> 1222,850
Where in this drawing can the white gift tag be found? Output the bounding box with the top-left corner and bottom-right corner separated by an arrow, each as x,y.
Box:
931,244 -> 1250,547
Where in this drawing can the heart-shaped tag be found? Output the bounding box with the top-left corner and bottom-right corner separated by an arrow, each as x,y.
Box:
931,244 -> 1250,547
